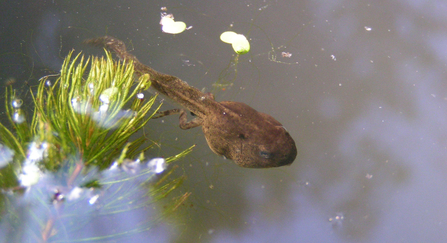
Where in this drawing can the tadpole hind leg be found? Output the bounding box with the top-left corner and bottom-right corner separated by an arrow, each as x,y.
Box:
153,108 -> 202,129
152,109 -> 182,119
179,109 -> 202,129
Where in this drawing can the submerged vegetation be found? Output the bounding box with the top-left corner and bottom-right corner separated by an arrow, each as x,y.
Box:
0,50 -> 193,242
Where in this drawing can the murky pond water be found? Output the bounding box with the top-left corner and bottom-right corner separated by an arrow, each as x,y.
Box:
2,0 -> 447,242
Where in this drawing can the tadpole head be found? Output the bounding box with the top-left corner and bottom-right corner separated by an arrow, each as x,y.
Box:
232,125 -> 297,168
203,101 -> 297,169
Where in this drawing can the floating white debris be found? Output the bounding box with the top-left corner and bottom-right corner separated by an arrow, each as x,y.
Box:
281,52 -> 292,58
364,26 -> 372,31
137,93 -> 144,99
220,31 -> 250,55
147,158 -> 167,174
160,13 -> 187,34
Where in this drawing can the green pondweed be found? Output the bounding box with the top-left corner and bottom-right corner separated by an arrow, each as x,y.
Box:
0,50 -> 194,242
32,50 -> 157,170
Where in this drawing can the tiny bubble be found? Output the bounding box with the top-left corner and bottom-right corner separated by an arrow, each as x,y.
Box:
12,99 -> 23,109
13,111 -> 25,124
137,93 -> 144,99
329,212 -> 344,227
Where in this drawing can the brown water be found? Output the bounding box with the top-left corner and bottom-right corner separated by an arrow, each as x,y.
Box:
2,0 -> 447,242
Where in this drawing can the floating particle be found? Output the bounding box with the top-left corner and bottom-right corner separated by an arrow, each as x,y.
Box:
281,52 -> 292,58
364,26 -> 372,31
52,190 -> 65,203
331,54 -> 336,61
182,59 -> 195,66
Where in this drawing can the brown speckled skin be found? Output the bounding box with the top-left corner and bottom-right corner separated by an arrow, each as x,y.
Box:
86,36 -> 297,168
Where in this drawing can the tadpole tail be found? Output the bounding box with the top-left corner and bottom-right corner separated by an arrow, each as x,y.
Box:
84,36 -> 156,76
85,36 -> 141,64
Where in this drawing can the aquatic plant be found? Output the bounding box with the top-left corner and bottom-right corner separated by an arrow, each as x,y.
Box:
220,31 -> 251,55
0,50 -> 193,242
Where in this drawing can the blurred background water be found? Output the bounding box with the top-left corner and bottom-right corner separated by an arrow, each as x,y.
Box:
2,0 -> 447,242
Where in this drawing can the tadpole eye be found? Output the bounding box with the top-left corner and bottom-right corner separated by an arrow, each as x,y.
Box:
238,133 -> 246,139
259,151 -> 273,159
